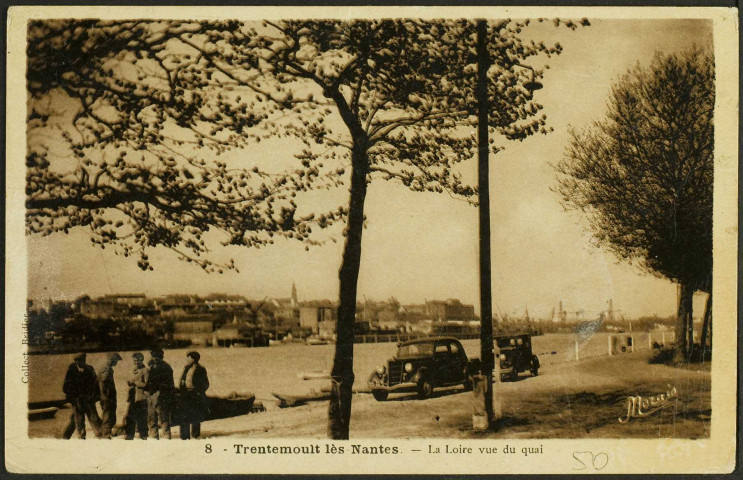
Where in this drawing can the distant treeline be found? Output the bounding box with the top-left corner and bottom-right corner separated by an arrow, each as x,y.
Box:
27,305 -> 171,349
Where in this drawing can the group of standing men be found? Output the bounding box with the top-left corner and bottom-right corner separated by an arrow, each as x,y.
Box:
62,349 -> 209,440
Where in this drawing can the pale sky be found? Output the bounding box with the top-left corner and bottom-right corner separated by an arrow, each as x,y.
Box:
26,18 -> 714,319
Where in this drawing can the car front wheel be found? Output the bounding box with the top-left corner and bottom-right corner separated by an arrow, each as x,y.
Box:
417,379 -> 434,399
372,391 -> 388,402
531,357 -> 540,377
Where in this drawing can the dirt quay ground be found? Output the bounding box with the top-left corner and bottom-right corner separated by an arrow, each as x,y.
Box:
200,351 -> 710,439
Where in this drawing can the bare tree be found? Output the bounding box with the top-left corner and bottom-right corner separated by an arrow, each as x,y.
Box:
554,48 -> 714,362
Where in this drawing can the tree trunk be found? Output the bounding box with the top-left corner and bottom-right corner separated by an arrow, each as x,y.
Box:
699,291 -> 712,354
673,282 -> 694,363
327,142 -> 369,440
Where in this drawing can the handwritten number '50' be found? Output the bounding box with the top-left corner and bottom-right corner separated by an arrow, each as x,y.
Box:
573,451 -> 608,470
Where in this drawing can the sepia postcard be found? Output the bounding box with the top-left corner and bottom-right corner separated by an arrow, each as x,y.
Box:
5,5 -> 738,475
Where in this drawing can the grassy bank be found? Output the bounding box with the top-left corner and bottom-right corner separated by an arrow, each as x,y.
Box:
200,351 -> 710,439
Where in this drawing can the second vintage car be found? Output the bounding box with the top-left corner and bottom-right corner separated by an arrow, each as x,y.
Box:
368,336 -> 481,401
495,333 -> 540,381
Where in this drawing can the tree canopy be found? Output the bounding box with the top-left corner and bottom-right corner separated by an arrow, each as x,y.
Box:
27,18 -> 580,272
27,20 -> 346,272
555,47 -> 714,291
27,17 -> 586,437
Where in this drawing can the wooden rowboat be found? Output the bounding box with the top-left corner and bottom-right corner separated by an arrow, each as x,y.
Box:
298,370 -> 331,380
204,392 -> 256,421
28,407 -> 59,421
28,398 -> 68,410
272,389 -> 331,408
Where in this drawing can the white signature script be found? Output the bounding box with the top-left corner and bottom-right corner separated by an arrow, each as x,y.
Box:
618,385 -> 677,423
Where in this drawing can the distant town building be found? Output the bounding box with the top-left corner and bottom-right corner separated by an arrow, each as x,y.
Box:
266,283 -> 301,335
78,296 -> 129,319
299,304 -> 336,334
159,302 -> 205,317
103,293 -> 149,306
212,325 -> 242,346
172,320 -> 213,345
425,299 -> 475,323
399,304 -> 427,324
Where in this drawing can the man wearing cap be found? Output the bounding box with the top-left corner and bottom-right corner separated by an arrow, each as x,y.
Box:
145,348 -> 175,439
62,353 -> 102,439
178,351 -> 209,440
125,352 -> 149,440
98,352 -> 122,438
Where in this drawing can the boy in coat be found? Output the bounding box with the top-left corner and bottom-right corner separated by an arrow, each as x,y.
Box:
145,348 -> 175,439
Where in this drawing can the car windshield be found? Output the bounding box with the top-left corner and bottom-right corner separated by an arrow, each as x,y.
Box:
397,343 -> 434,357
496,337 -> 516,348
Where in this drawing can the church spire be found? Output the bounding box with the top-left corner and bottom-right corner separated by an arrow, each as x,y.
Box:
291,282 -> 298,307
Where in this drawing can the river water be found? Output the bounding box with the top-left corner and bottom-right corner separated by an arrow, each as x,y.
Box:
28,331 -> 650,411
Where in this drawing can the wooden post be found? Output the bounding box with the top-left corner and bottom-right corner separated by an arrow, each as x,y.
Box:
661,331 -> 666,345
476,18 -> 495,427
492,376 -> 503,420
630,335 -> 634,352
574,338 -> 580,361
472,375 -> 489,431
648,332 -> 653,349
608,335 -> 613,356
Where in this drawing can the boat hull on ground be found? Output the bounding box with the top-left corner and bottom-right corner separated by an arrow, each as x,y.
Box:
204,393 -> 256,421
272,390 -> 331,408
171,391 -> 257,424
28,398 -> 68,410
28,407 -> 59,421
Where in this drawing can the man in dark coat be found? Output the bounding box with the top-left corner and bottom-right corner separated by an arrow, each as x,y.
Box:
178,351 -> 209,440
145,348 -> 174,439
62,353 -> 102,439
98,352 -> 122,438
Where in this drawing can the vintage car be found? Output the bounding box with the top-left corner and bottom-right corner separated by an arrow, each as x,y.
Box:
495,333 -> 539,381
368,336 -> 480,401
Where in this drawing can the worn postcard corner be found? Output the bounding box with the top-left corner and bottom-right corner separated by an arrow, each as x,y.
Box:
5,4 -> 739,475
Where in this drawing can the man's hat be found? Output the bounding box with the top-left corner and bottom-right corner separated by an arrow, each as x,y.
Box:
150,348 -> 164,358
73,353 -> 86,362
132,352 -> 144,360
186,351 -> 201,362
108,352 -> 123,363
